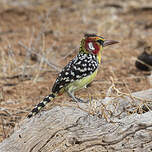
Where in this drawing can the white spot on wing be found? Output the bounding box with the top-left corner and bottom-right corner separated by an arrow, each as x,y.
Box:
65,72 -> 69,75
71,71 -> 75,76
76,75 -> 81,78
65,78 -> 70,82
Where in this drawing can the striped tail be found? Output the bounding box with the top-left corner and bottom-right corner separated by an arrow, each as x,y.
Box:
27,93 -> 56,118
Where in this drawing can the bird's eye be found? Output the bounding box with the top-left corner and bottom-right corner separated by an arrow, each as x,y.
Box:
97,39 -> 104,45
88,42 -> 95,50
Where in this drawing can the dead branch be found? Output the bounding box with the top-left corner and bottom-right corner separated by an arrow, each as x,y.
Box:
0,89 -> 152,152
18,42 -> 61,72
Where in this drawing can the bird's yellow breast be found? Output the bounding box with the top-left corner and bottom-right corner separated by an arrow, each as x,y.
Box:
66,69 -> 98,93
65,49 -> 102,93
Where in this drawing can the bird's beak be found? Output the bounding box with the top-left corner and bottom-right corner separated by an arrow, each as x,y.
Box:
103,40 -> 119,47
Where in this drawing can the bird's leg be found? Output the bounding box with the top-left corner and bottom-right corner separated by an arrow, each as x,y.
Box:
67,91 -> 88,103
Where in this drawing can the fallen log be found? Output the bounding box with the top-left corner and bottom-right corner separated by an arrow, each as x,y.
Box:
0,89 -> 152,152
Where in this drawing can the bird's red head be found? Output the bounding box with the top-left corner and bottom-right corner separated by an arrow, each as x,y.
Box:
82,33 -> 118,55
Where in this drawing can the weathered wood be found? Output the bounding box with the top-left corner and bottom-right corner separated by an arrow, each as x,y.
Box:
0,89 -> 152,152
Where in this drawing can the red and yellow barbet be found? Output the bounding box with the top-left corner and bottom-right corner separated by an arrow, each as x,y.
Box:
28,34 -> 118,118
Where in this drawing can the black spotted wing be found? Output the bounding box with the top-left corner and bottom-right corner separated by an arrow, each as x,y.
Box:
52,53 -> 98,94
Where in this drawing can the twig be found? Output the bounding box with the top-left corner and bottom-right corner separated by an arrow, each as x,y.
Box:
33,33 -> 45,83
60,47 -> 78,61
18,41 -> 61,72
0,116 -> 6,139
133,57 -> 152,70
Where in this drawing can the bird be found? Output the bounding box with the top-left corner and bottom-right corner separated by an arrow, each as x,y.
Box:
27,33 -> 118,118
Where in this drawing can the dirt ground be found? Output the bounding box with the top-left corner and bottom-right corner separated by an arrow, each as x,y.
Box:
0,0 -> 152,143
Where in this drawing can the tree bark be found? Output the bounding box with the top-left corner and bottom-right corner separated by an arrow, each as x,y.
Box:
0,89 -> 152,152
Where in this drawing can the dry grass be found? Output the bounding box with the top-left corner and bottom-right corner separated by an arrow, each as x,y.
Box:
0,0 -> 152,142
